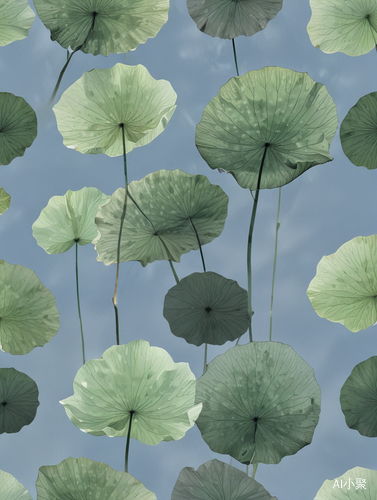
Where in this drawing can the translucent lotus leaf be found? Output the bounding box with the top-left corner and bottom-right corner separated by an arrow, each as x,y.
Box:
0,368 -> 39,434
195,67 -> 338,190
187,0 -> 283,39
0,188 -> 10,215
163,272 -> 248,346
307,235 -> 377,333
195,342 -> 321,465
171,459 -> 276,500
340,356 -> 377,437
0,261 -> 60,355
36,457 -> 156,500
314,466 -> 376,499
0,93 -> 37,166
53,64 -> 176,156
60,339 -> 202,444
0,469 -> 32,500
33,0 -> 168,56
94,169 -> 228,266
340,92 -> 377,170
0,0 -> 35,47
32,187 -> 110,254
307,0 -> 377,56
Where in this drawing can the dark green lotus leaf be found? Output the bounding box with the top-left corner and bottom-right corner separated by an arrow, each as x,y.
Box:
0,188 -> 10,215
340,92 -> 377,170
163,272 -> 248,346
53,64 -> 176,156
307,0 -> 377,56
0,261 -> 60,354
187,0 -> 283,39
36,457 -> 156,500
196,67 -> 338,190
307,235 -> 377,332
0,368 -> 39,434
0,0 -> 35,46
32,187 -> 110,254
340,356 -> 377,437
314,467 -> 376,499
196,342 -> 321,465
0,469 -> 32,500
171,459 -> 276,500
94,169 -> 228,266
0,93 -> 37,166
60,339 -> 202,444
33,0 -> 168,56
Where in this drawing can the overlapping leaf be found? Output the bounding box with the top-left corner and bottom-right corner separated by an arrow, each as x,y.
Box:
314,467 -> 376,499
0,188 -> 10,215
0,469 -> 32,500
0,0 -> 35,46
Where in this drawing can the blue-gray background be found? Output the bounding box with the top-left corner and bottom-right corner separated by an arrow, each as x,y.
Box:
2,0 -> 377,498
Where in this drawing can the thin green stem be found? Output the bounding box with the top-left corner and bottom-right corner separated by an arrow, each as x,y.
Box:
232,39 -> 239,76
269,187 -> 281,341
169,260 -> 179,284
75,241 -> 85,365
247,144 -> 269,342
189,218 -> 206,272
125,411 -> 134,473
203,343 -> 208,374
246,464 -> 249,476
49,48 -> 79,104
252,463 -> 258,479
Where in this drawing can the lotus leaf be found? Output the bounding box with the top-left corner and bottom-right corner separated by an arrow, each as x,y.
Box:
0,469 -> 32,500
53,64 -> 177,156
187,0 -> 283,39
0,93 -> 37,166
307,235 -> 377,332
340,92 -> 377,170
0,0 -> 35,46
195,67 -> 337,190
0,188 -> 10,215
195,341 -> 321,465
0,368 -> 39,434
314,466 -> 376,499
94,169 -> 228,266
171,459 -> 276,500
33,0 -> 169,56
60,339 -> 202,444
0,261 -> 60,354
340,356 -> 377,437
32,187 -> 110,254
163,272 -> 248,346
36,457 -> 156,500
307,0 -> 377,56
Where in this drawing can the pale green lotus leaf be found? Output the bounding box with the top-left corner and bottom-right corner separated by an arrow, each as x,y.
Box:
340,92 -> 377,170
314,467 -> 376,499
0,93 -> 37,166
196,67 -> 337,190
163,272 -> 248,346
36,457 -> 156,500
94,169 -> 228,266
53,64 -> 176,156
32,187 -> 110,254
187,0 -> 282,39
0,368 -> 39,434
307,0 -> 377,56
340,356 -> 377,437
0,469 -> 32,500
307,235 -> 377,332
196,342 -> 321,465
171,459 -> 276,500
33,0 -> 168,56
0,261 -> 60,355
60,339 -> 202,444
0,0 -> 35,46
0,188 -> 10,215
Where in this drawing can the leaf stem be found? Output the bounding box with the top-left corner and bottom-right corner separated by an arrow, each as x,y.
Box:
75,241 -> 85,365
169,260 -> 179,284
189,218 -> 206,272
252,463 -> 258,479
203,343 -> 208,374
232,39 -> 239,76
269,187 -> 281,341
125,410 -> 134,473
49,48 -> 79,104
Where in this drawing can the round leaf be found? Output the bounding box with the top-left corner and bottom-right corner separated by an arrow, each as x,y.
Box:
60,339 -> 202,444
0,0 -> 35,46
195,342 -> 321,465
94,169 -> 228,266
0,469 -> 32,500
314,467 -> 376,499
195,67 -> 337,190
0,188 -> 11,215
0,368 -> 39,434
163,272 -> 248,346
307,235 -> 377,332
32,187 -> 110,254
0,261 -> 60,354
53,64 -> 177,156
